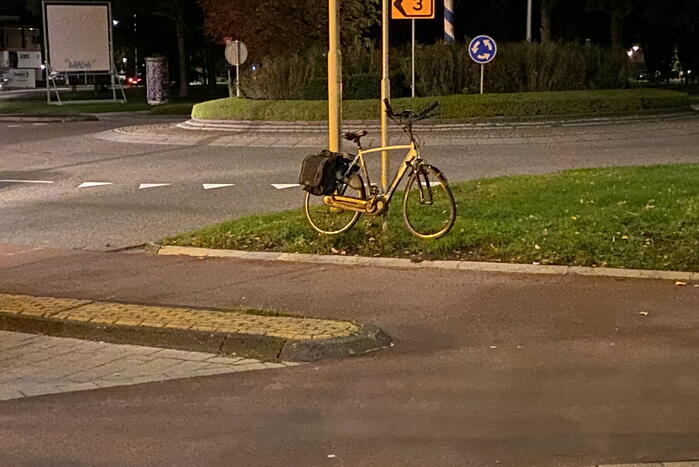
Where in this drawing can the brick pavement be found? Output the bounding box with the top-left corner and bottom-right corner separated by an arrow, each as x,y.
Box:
0,330 -> 293,401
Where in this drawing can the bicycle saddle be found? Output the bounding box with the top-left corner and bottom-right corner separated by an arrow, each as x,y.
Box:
343,130 -> 368,144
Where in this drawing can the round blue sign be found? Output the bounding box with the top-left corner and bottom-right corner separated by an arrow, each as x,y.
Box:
468,35 -> 497,64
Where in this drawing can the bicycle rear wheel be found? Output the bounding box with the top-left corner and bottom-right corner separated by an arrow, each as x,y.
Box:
402,164 -> 456,239
304,172 -> 366,235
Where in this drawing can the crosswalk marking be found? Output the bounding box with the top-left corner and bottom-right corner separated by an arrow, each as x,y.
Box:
139,183 -> 172,190
0,179 -> 54,184
78,182 -> 113,188
202,183 -> 235,190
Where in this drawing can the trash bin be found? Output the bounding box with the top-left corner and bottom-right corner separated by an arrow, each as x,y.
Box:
145,56 -> 169,105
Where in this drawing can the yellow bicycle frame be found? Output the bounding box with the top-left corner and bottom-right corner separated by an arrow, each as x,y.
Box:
324,142 -> 419,214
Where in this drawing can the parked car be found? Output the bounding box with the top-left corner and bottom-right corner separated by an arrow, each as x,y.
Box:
126,74 -> 143,86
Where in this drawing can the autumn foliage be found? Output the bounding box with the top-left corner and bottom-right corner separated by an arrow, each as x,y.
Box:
197,0 -> 379,59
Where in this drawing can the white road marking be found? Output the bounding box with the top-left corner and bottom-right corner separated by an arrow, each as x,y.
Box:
0,179 -> 54,184
139,183 -> 172,189
271,184 -> 301,190
202,183 -> 234,190
6,125 -> 21,128
78,182 -> 113,188
32,123 -> 48,126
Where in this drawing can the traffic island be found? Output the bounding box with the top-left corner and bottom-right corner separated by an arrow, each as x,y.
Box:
0,293 -> 391,362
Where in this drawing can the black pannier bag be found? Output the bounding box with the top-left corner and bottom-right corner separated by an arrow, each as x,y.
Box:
299,150 -> 345,196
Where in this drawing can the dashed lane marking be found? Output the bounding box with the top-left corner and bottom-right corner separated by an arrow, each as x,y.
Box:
2,181 -> 308,191
0,179 -> 54,184
202,183 -> 235,190
139,183 -> 172,189
78,182 -> 113,188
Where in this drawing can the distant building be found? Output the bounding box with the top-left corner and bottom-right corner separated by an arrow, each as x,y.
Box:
0,16 -> 43,88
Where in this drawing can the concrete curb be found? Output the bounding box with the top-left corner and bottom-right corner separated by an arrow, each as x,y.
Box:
153,244 -> 699,282
178,108 -> 698,133
0,294 -> 391,362
0,114 -> 99,123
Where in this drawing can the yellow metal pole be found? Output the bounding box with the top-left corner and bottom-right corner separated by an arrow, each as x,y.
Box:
328,0 -> 342,152
380,0 -> 390,190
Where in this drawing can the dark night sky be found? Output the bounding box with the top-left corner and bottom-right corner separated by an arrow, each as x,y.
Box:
0,0 -> 25,14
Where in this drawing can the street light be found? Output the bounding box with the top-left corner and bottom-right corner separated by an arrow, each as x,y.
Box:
526,0 -> 533,41
112,19 -> 119,26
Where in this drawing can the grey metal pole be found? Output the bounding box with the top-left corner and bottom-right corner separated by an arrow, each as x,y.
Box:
526,0 -> 533,41
411,19 -> 416,98
480,64 -> 484,94
235,40 -> 241,98
134,14 -> 138,77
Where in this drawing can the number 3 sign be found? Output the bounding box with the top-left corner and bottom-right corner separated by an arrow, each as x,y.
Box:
391,0 -> 435,19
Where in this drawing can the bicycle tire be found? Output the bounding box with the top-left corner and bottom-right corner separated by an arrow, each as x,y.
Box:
402,164 -> 456,239
304,172 -> 366,235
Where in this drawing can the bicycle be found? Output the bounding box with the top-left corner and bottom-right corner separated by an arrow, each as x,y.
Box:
303,99 -> 457,239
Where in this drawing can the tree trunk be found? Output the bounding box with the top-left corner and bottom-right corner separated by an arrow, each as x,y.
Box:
175,19 -> 189,98
610,10 -> 623,50
206,46 -> 217,90
540,2 -> 552,43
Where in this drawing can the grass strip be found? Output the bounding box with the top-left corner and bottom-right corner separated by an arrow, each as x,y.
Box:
191,89 -> 690,121
0,87 -> 225,116
163,164 -> 699,272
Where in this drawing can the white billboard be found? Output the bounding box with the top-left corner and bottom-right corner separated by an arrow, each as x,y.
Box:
18,51 -> 43,69
9,69 -> 37,88
43,2 -> 112,73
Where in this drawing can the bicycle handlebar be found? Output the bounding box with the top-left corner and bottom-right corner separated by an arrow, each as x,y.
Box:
383,98 -> 439,121
418,101 -> 439,118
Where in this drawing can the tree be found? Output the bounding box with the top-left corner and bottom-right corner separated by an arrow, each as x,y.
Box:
540,0 -> 556,43
112,0 -> 197,98
149,0 -> 192,97
587,0 -> 636,48
198,0 -> 379,59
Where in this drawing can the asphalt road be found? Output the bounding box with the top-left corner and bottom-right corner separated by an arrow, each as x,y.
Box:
1,115 -> 698,249
1,114 -> 699,466
0,247 -> 697,466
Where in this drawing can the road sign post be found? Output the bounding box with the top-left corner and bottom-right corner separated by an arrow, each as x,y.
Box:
468,35 -> 497,94
382,0 -> 390,192
411,19 -> 415,97
391,0 -> 435,105
225,40 -> 248,98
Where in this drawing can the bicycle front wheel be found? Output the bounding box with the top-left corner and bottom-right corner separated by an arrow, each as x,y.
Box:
403,165 -> 456,239
304,172 -> 366,235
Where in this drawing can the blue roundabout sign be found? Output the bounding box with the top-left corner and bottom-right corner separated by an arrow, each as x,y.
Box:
468,35 -> 497,64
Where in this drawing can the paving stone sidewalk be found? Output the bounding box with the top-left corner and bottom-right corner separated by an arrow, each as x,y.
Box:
0,330 -> 292,401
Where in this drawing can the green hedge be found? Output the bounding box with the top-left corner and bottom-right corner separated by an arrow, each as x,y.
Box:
191,89 -> 689,121
239,42 -> 631,100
